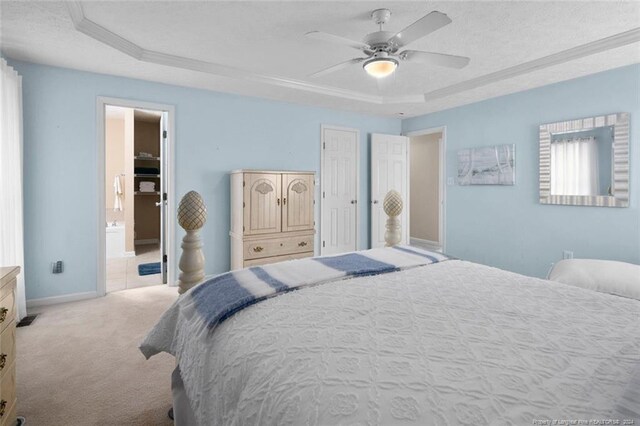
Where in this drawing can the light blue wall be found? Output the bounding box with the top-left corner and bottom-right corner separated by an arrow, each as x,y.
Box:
10,58 -> 639,300
10,60 -> 401,300
403,64 -> 640,278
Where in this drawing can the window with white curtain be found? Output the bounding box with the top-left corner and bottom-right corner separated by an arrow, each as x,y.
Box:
0,58 -> 27,319
550,136 -> 599,196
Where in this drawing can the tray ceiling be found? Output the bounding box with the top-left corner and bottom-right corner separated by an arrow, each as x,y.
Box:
2,1 -> 639,117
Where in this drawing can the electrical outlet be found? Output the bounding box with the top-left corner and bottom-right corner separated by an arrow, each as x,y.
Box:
562,250 -> 574,260
52,260 -> 64,274
447,177 -> 455,186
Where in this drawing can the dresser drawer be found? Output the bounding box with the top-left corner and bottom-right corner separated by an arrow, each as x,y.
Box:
243,251 -> 313,267
0,290 -> 14,335
0,361 -> 15,425
0,267 -> 17,426
0,398 -> 15,426
0,324 -> 15,382
0,278 -> 13,304
244,234 -> 314,260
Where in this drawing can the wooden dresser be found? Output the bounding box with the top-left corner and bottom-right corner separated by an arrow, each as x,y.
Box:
0,267 -> 18,426
230,170 -> 315,270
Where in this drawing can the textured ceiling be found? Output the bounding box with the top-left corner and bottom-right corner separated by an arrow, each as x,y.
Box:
2,1 -> 639,117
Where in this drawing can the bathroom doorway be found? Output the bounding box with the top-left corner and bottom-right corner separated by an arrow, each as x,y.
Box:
98,98 -> 175,294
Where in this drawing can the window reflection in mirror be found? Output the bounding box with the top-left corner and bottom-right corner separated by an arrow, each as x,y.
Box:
550,126 -> 614,197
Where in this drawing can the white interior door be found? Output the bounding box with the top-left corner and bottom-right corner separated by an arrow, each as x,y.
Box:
371,133 -> 409,248
159,112 -> 168,284
321,126 -> 359,255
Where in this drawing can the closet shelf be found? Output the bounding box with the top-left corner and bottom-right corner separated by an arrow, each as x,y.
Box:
134,156 -> 160,161
134,191 -> 160,195
134,174 -> 160,178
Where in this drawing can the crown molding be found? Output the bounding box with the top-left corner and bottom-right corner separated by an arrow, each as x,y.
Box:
383,95 -> 426,104
424,27 -> 640,102
67,2 -> 639,108
66,2 -> 382,105
68,2 -> 143,60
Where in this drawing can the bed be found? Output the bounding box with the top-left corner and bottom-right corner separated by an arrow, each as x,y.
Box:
141,246 -> 640,425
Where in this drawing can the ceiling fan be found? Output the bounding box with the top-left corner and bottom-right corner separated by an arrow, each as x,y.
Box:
306,8 -> 470,79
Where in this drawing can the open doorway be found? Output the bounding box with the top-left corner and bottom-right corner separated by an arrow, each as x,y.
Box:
407,128 -> 445,252
99,98 -> 174,294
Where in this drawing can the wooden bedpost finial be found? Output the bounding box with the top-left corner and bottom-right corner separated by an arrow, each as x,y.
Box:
383,190 -> 403,247
176,191 -> 207,294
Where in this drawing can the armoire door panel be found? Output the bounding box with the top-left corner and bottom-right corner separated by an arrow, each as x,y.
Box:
243,173 -> 281,235
282,174 -> 314,232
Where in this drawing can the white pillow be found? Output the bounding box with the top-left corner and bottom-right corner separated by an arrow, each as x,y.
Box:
548,259 -> 640,300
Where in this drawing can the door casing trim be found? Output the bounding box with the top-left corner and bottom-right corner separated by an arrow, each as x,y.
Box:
96,96 -> 176,296
404,126 -> 447,253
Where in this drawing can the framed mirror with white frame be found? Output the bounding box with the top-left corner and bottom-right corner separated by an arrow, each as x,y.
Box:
539,112 -> 630,207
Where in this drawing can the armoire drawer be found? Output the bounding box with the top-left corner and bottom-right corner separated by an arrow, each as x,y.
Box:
244,234 -> 314,260
0,290 -> 14,335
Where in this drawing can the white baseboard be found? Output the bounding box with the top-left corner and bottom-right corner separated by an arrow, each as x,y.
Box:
135,239 -> 159,245
26,291 -> 98,309
410,237 -> 442,252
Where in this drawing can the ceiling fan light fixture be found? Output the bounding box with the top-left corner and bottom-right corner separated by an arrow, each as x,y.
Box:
363,57 -> 398,78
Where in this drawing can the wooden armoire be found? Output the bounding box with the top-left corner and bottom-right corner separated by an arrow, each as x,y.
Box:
230,170 -> 315,270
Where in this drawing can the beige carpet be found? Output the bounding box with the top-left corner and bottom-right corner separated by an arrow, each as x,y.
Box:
17,285 -> 178,425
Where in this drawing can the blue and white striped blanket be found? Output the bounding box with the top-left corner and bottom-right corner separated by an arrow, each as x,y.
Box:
140,245 -> 448,358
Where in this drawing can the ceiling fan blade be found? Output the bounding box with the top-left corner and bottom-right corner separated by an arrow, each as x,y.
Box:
401,50 -> 470,69
309,58 -> 366,78
305,31 -> 370,51
388,11 -> 452,48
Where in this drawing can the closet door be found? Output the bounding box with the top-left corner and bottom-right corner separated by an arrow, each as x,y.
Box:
243,173 -> 282,235
282,174 -> 314,232
371,134 -> 409,248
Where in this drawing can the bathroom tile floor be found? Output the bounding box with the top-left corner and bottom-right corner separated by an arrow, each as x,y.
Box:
106,244 -> 164,292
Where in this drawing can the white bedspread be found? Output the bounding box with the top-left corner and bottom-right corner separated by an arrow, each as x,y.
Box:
145,260 -> 640,425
